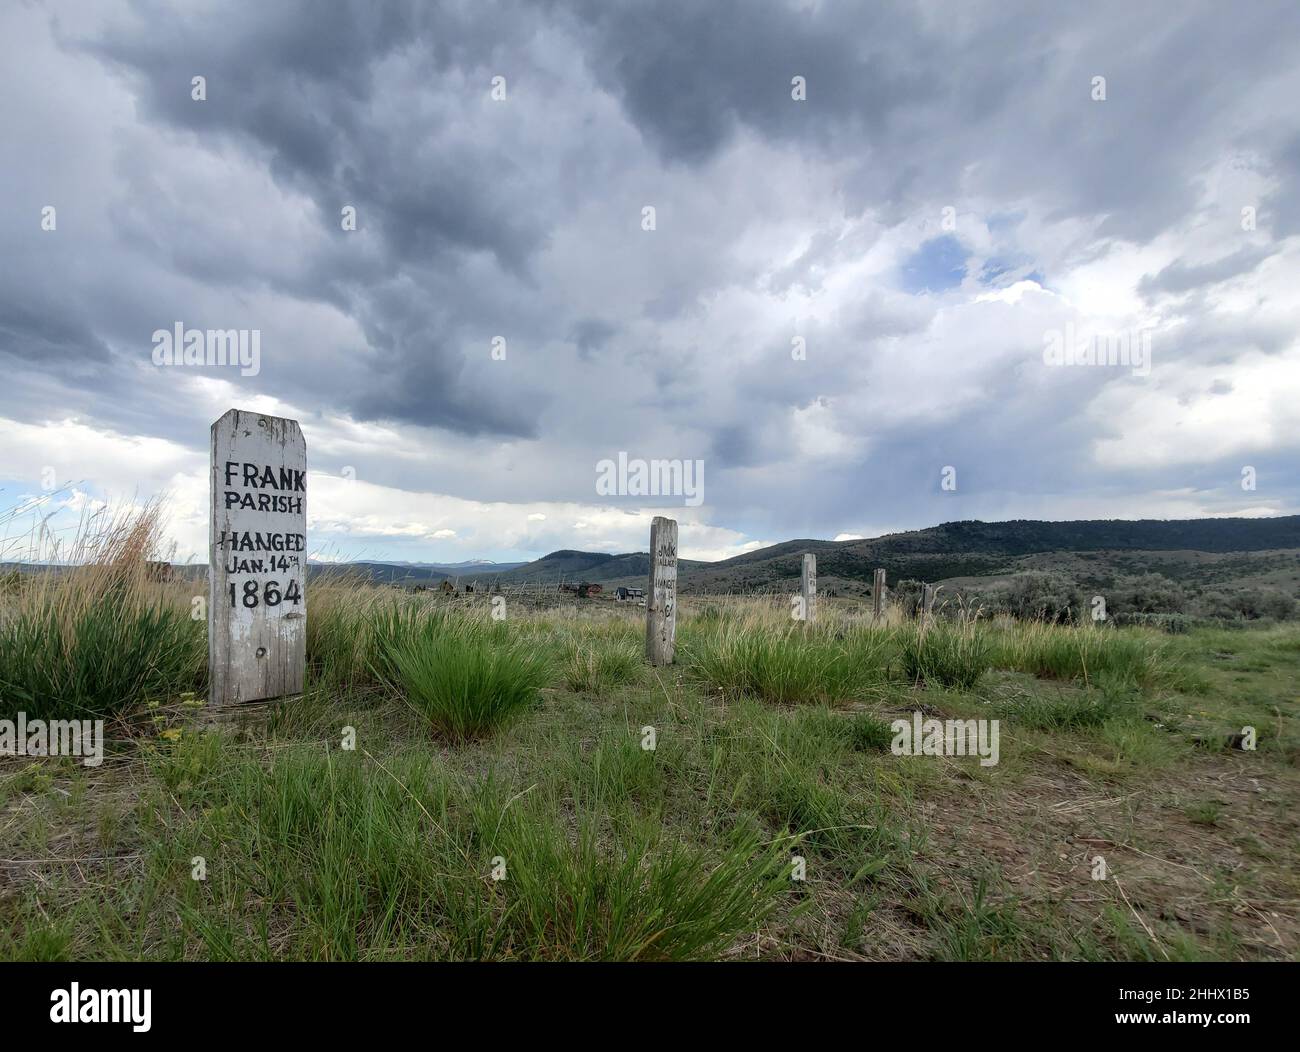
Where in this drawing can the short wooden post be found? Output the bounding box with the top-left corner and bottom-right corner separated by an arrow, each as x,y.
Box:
920,583 -> 937,630
646,516 -> 678,665
209,409 -> 307,706
872,568 -> 886,621
800,553 -> 817,622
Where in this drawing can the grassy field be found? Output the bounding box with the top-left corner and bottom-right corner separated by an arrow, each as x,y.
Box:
2,556 -> 1298,961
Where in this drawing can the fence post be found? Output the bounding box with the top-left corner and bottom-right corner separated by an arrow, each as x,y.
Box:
920,583 -> 937,631
872,568 -> 886,622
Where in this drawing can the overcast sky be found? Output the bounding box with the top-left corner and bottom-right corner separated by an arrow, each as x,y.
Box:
3,0 -> 1298,564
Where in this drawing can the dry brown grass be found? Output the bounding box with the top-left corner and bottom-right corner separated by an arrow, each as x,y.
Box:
0,498 -> 202,721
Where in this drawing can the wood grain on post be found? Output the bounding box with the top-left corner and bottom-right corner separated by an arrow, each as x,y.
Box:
920,583 -> 936,630
872,568 -> 886,621
209,409 -> 307,706
646,516 -> 678,666
800,553 -> 817,622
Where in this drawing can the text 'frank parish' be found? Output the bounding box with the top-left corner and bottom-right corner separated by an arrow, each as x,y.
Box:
222,461 -> 306,513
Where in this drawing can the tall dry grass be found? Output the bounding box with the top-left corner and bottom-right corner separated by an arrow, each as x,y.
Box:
304,568 -> 397,692
985,619 -> 1166,689
0,498 -> 204,721
681,602 -> 893,704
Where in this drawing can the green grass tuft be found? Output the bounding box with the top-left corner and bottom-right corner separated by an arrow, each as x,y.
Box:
685,619 -> 889,704
0,591 -> 203,722
561,635 -> 642,693
371,606 -> 550,741
899,621 -> 992,690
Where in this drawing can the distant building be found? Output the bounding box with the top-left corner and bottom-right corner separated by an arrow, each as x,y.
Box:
614,587 -> 645,602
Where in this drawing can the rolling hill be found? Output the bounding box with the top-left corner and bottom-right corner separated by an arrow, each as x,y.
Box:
12,516 -> 1296,596
484,516 -> 1300,595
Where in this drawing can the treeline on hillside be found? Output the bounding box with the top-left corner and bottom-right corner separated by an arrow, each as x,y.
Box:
918,517 -> 1300,555
895,571 -> 1298,631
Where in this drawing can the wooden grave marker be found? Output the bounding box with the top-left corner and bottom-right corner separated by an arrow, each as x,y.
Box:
209,409 -> 307,706
646,516 -> 678,666
800,553 -> 818,622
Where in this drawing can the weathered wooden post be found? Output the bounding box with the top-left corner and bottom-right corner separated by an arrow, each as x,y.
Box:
800,553 -> 817,622
872,568 -> 886,621
209,409 -> 307,706
920,583 -> 937,630
645,516 -> 678,666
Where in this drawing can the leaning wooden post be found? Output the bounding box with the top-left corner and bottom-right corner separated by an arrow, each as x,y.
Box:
209,409 -> 307,706
646,516 -> 678,666
800,553 -> 817,622
920,583 -> 936,631
872,568 -> 886,622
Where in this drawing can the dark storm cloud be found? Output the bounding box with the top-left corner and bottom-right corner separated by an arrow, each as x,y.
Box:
68,0 -> 558,433
710,423 -> 771,470
574,0 -> 1300,241
80,1 -> 550,271
1139,246 -> 1274,298
0,300 -> 114,371
569,318 -> 618,360
344,283 -> 546,439
567,0 -> 938,165
1265,133 -> 1300,239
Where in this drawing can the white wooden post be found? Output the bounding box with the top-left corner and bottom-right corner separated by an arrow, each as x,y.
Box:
646,516 -> 678,666
872,568 -> 886,622
800,553 -> 817,622
209,409 -> 307,706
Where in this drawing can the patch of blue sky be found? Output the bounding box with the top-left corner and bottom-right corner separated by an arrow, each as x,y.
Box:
899,235 -> 969,293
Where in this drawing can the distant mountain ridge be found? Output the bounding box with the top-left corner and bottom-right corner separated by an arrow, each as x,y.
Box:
8,516 -> 1297,594
359,559 -> 527,573
486,515 -> 1300,594
483,549 -> 712,584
